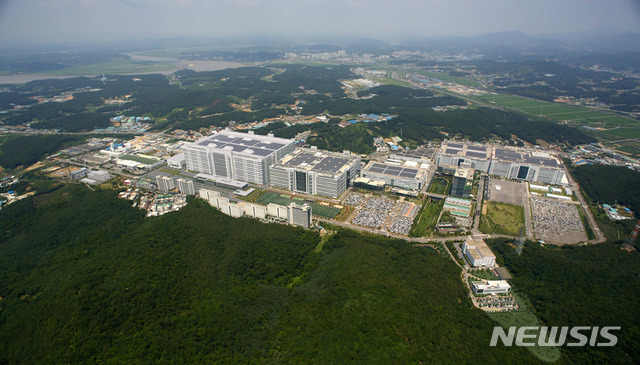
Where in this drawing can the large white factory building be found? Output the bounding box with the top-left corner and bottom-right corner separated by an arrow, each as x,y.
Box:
182,129 -> 295,185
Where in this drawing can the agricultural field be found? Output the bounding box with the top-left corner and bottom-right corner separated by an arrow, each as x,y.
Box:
256,191 -> 340,218
479,93 -> 639,127
479,201 -> 525,236
602,127 -> 640,139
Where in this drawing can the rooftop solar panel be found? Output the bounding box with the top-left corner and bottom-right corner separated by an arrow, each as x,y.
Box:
465,151 -> 486,158
448,143 -> 463,148
445,148 -> 460,155
466,146 -> 486,152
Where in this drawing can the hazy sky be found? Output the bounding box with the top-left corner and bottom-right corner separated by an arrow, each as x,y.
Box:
0,0 -> 639,45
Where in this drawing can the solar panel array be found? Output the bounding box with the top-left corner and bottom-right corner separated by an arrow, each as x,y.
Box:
282,150 -> 354,174
195,132 -> 287,157
367,163 -> 419,179
465,151 -> 487,158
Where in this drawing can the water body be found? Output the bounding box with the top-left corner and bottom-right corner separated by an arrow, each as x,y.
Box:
0,54 -> 252,84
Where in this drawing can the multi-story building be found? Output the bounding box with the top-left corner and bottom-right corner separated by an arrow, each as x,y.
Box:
451,167 -> 474,198
270,148 -> 361,199
462,237 -> 496,268
176,178 -> 195,195
361,161 -> 426,190
182,129 -> 295,185
156,175 -> 175,193
436,142 -> 568,185
288,203 -> 312,228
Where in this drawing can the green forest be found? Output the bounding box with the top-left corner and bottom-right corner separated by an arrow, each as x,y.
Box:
488,238 -> 640,364
571,164 -> 640,217
0,134 -> 86,169
0,184 -> 538,363
1,65 -> 595,150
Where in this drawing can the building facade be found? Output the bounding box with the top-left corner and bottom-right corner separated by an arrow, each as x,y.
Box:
270,148 -> 361,199
182,129 -> 295,185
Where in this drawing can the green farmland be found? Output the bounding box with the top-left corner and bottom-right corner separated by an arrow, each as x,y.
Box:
479,93 -> 639,127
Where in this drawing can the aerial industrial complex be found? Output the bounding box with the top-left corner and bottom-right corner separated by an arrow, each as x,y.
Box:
270,148 -> 361,198
182,129 -> 295,185
436,142 -> 567,185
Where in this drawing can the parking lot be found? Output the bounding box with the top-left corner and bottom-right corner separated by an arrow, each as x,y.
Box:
486,178 -> 524,206
530,197 -> 587,244
387,201 -> 420,235
343,193 -> 364,206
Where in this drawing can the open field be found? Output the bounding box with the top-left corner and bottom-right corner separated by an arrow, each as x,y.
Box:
602,128 -> 640,139
479,93 -> 639,126
256,191 -> 340,218
486,178 -> 524,206
411,69 -> 482,87
479,201 -> 524,236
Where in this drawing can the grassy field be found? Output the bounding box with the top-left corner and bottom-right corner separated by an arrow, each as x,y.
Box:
410,198 -> 443,237
602,128 -> 640,139
479,201 -> 524,236
256,191 -> 340,218
479,93 -> 639,127
411,69 -> 482,87
34,59 -> 177,76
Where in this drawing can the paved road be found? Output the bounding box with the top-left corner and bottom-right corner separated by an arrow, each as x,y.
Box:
472,175 -> 486,233
522,182 -> 535,240
561,164 -> 606,243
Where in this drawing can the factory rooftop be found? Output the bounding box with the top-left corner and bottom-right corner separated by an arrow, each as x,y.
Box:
276,148 -> 357,175
190,130 -> 292,157
439,141 -> 561,168
365,162 -> 420,179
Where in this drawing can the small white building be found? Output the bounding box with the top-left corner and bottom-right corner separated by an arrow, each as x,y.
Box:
463,238 -> 496,268
167,153 -> 186,169
87,170 -> 111,182
472,280 -> 511,295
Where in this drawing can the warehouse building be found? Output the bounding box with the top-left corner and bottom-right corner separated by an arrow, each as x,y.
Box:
435,142 -> 491,173
361,161 -> 426,190
167,153 -> 186,169
182,129 -> 295,185
489,147 -> 567,185
462,237 -> 496,268
269,148 -> 361,198
436,142 -> 567,185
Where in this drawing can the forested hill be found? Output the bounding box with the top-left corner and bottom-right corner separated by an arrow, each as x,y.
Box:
0,185 -> 534,363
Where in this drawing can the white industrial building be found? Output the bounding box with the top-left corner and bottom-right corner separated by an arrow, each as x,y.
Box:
361,161 -> 426,190
167,153 -> 186,169
182,129 -> 295,185
471,280 -> 511,295
267,203 -> 289,219
462,237 -> 497,268
436,142 -> 567,185
198,189 -> 311,228
269,148 -> 361,198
